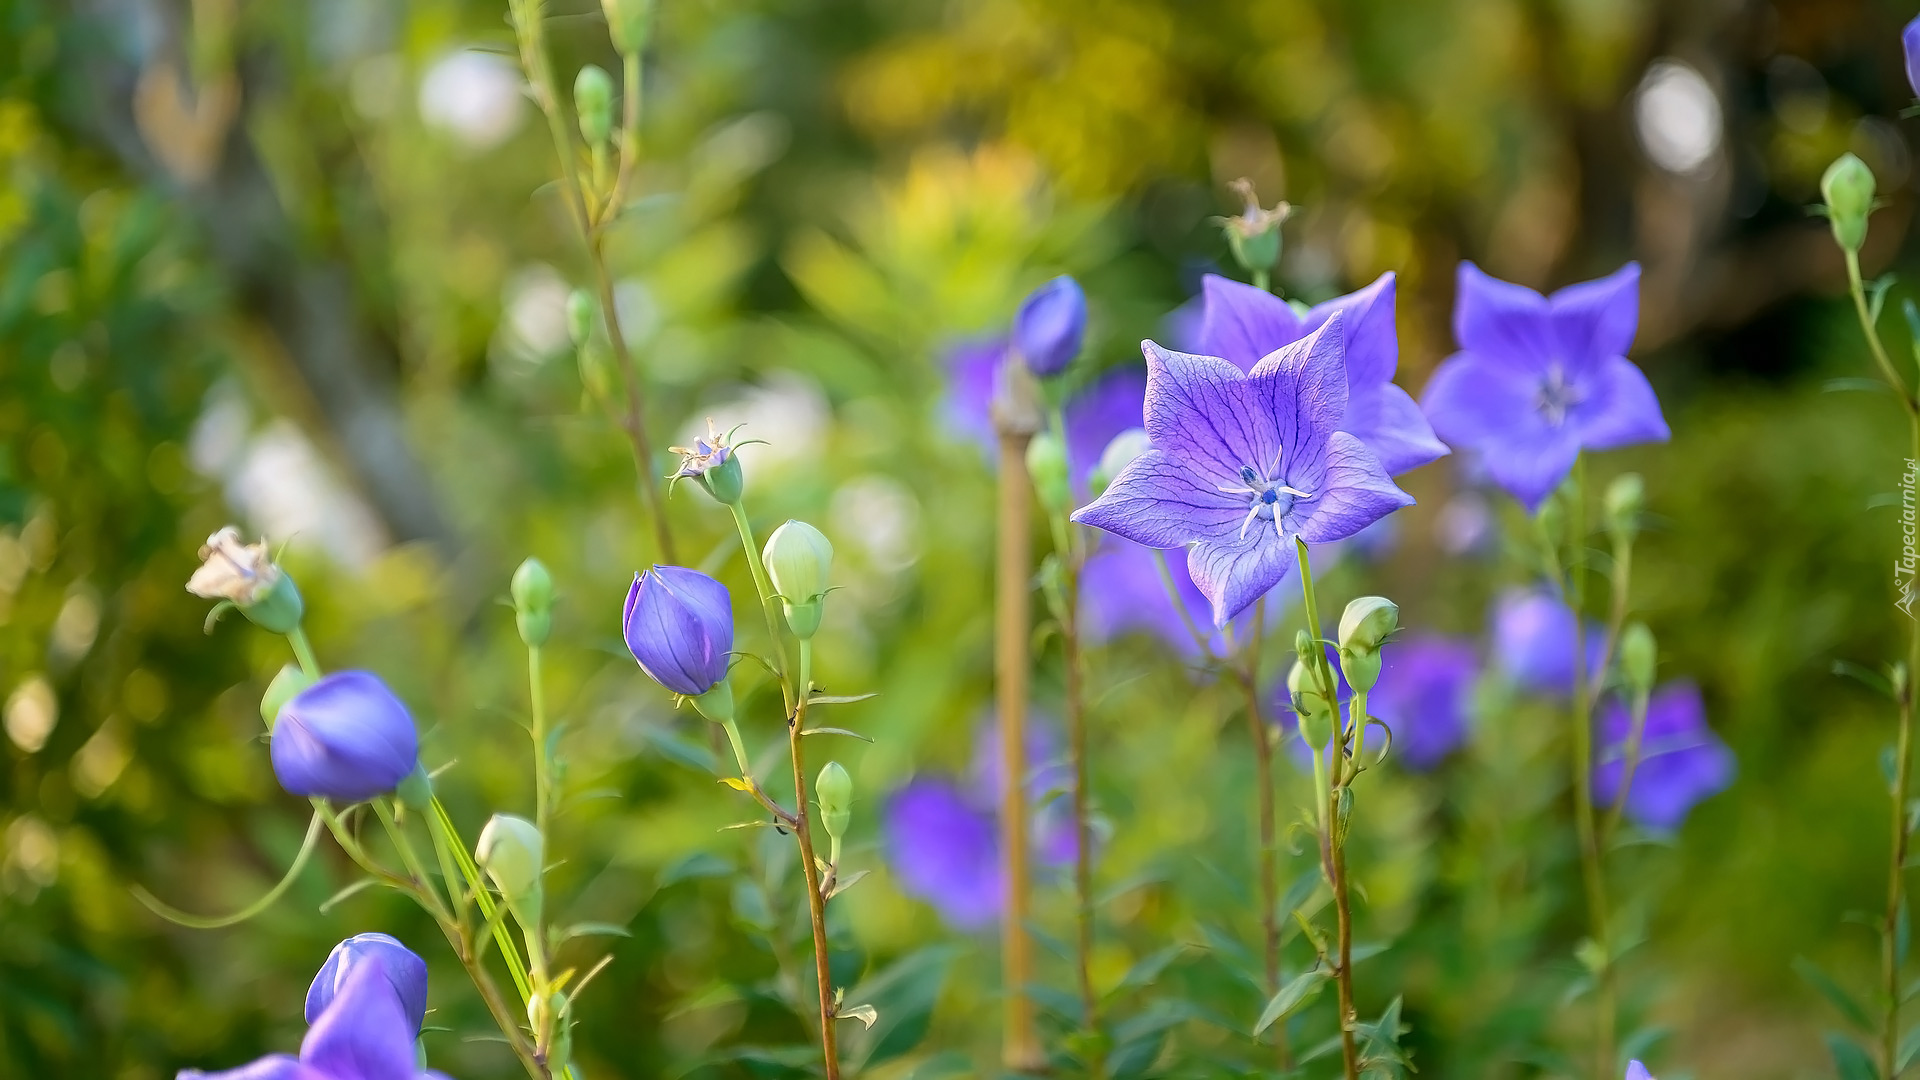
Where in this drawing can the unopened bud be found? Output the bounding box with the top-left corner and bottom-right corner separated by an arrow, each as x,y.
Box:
476,813 -> 544,926
574,65 -> 614,147
1026,431 -> 1071,511
262,662 -> 317,730
1605,473 -> 1644,543
764,520 -> 833,639
1090,428 -> 1149,496
1338,597 -> 1398,655
1287,657 -> 1335,750
600,0 -> 652,56
1619,622 -> 1656,696
566,290 -> 596,349
511,557 -> 554,647
816,761 -> 852,841
1822,152 -> 1876,253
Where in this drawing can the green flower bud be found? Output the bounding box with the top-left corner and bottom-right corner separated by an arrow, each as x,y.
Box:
1217,178 -> 1290,277
1025,431 -> 1071,511
765,520 -> 832,639
573,65 -> 614,147
816,760 -> 853,841
262,662 -> 317,730
690,680 -> 734,724
511,557 -> 554,647
1288,658 -> 1336,751
566,289 -> 596,349
1619,622 -> 1656,697
1090,428 -> 1149,496
600,0 -> 652,55
1294,628 -> 1315,665
1338,596 -> 1398,655
1605,473 -> 1644,543
1822,152 -> 1876,253
476,813 -> 544,926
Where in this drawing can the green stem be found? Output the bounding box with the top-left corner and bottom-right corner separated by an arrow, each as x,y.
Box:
1236,600 -> 1288,1072
287,626 -> 321,681
1567,457 -> 1616,1080
729,500 -> 794,712
1601,693 -> 1650,844
529,645 -> 552,847
133,811 -> 326,928
1844,249 -> 1918,413
789,640 -> 841,1080
1253,268 -> 1271,293
430,795 -> 533,1004
374,799 -> 452,925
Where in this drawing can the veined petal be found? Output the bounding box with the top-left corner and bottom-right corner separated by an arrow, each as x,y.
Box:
1454,262 -> 1555,371
1549,262 -> 1640,372
300,965 -> 420,1080
1419,353 -> 1550,451
1303,271 -> 1397,388
1345,382 -> 1448,476
1198,273 -> 1306,371
178,1056 -> 324,1080
1249,315 -> 1349,461
1187,530 -> 1294,628
1480,430 -> 1582,512
1140,341 -> 1275,481
1574,355 -> 1669,450
1293,432 -> 1413,544
1071,449 -> 1242,548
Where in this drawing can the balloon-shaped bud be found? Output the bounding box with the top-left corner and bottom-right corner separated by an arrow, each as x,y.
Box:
573,65 -> 614,147
816,760 -> 853,841
623,566 -> 734,696
1288,658 -> 1335,751
262,662 -> 316,730
1025,431 -> 1070,511
272,672 -> 420,804
601,0 -> 652,55
1821,152 -> 1875,253
1011,276 -> 1086,378
1619,622 -> 1657,697
476,813 -> 544,924
764,520 -> 833,639
1090,428 -> 1150,496
1338,597 -> 1398,655
187,526 -> 304,634
566,289 -> 596,349
306,932 -> 430,1035
511,557 -> 554,647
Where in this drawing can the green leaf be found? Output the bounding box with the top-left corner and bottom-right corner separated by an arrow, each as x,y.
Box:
553,921 -> 632,944
1797,957 -> 1875,1031
1870,273 -> 1899,325
798,726 -> 873,741
843,946 -> 959,1068
806,693 -> 878,706
1900,1024 -> 1920,1073
1827,1031 -> 1878,1080
657,851 -> 734,888
1833,660 -> 1895,700
1253,968 -> 1328,1035
1107,943 -> 1187,1000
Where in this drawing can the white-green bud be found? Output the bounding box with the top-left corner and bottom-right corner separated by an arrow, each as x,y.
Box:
573,65 -> 614,147
816,761 -> 852,841
1287,657 -> 1335,750
566,289 -> 596,349
1338,597 -> 1398,655
1025,431 -> 1071,511
1822,152 -> 1876,253
1090,428 -> 1149,496
476,813 -> 544,925
1619,622 -> 1656,696
600,0 -> 652,55
510,557 -> 554,647
764,520 -> 833,639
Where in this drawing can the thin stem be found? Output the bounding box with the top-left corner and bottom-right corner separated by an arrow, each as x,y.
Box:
729,500 -> 794,713
1602,692 -> 1651,844
587,235 -> 676,563
431,795 -> 534,1004
1151,549 -> 1214,658
996,427 -> 1043,1071
1844,249 -> 1918,413
373,799 -> 452,925
606,50 -> 643,222
1566,458 -> 1616,1080
1253,268 -> 1272,293
789,640 -> 841,1080
287,626 -> 320,681
1235,606 -> 1288,1071
530,645 -> 552,847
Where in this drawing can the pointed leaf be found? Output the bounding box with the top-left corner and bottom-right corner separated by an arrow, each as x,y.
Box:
1797,956 -> 1874,1031
1253,969 -> 1328,1035
1828,1031 -> 1878,1080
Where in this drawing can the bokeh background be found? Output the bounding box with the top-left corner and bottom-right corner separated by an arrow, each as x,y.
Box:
3,0 -> 1918,1077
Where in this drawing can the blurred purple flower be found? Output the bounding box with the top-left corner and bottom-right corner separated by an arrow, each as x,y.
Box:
180,963 -> 450,1080
1906,16 -> 1920,99
1594,682 -> 1734,831
882,719 -> 1075,928
1492,586 -> 1604,696
1081,539 -> 1325,659
1012,276 -> 1088,377
1198,272 -> 1448,476
623,566 -> 733,697
1626,1062 -> 1655,1080
1369,636 -> 1478,770
940,337 -> 1006,453
306,933 -> 429,1036
1422,262 -> 1668,511
942,338 -> 1146,495
271,672 -> 419,804
1073,322 -> 1413,627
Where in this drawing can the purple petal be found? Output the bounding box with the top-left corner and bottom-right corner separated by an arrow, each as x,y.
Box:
1302,272 -> 1397,389
1187,529 -> 1294,628
1293,433 -> 1413,545
1481,431 -> 1582,513
1072,449 -> 1241,548
1141,341 -> 1277,482
1420,354 -> 1549,451
624,567 -> 734,696
1453,262 -> 1556,370
177,1057 -> 325,1080
1573,355 -> 1669,450
1548,261 -> 1640,371
939,337 -> 1006,457
1908,15 -> 1920,100
1248,315 -> 1350,450
1197,273 -> 1307,372
271,673 -> 419,804
300,964 -> 420,1080
1012,276 -> 1087,377
306,933 -> 429,1036
1080,540 -> 1217,658
1626,1063 -> 1656,1080
1594,682 -> 1734,831
882,777 -> 1002,929
1368,636 -> 1478,770
1347,382 -> 1448,477
1492,587 -> 1604,696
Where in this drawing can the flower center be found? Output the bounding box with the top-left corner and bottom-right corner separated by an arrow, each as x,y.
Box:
1220,454 -> 1316,540
1534,366 -> 1586,428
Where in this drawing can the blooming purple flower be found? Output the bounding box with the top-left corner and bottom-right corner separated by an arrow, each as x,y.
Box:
1012,276 -> 1087,377
271,672 -> 419,804
1072,320 -> 1413,627
1906,16 -> 1920,100
1422,262 -> 1668,511
1368,636 -> 1478,770
1197,272 -> 1448,476
1491,587 -> 1605,697
1594,682 -> 1734,831
180,963 -> 450,1080
306,933 -> 429,1036
623,566 -> 733,697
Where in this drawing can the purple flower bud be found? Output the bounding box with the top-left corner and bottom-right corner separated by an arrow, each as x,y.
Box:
271,672 -> 420,804
1906,15 -> 1920,100
623,566 -> 733,696
1011,275 -> 1086,378
306,933 -> 429,1036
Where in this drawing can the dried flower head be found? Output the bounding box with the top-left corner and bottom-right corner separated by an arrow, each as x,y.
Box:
186,526 -> 280,605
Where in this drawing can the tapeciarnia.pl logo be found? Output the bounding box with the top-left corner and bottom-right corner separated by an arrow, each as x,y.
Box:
1901,457 -> 1918,619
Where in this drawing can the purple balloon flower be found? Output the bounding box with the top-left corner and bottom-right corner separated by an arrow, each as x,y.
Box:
1594,682 -> 1734,831
1906,15 -> 1920,100
271,672 -> 419,804
306,933 -> 429,1036
1421,262 -> 1668,511
1012,275 -> 1087,378
180,963 -> 450,1080
1369,635 -> 1478,770
1072,320 -> 1413,627
623,566 -> 733,697
1197,272 -> 1448,476
1491,587 -> 1605,697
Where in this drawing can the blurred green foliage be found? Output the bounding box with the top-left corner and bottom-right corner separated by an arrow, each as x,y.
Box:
3,0 -> 1920,1077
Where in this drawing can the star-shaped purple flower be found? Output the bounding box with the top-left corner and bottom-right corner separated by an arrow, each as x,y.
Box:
1072,319 -> 1413,627
1197,272 -> 1448,476
1421,262 -> 1669,511
1593,682 -> 1734,832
